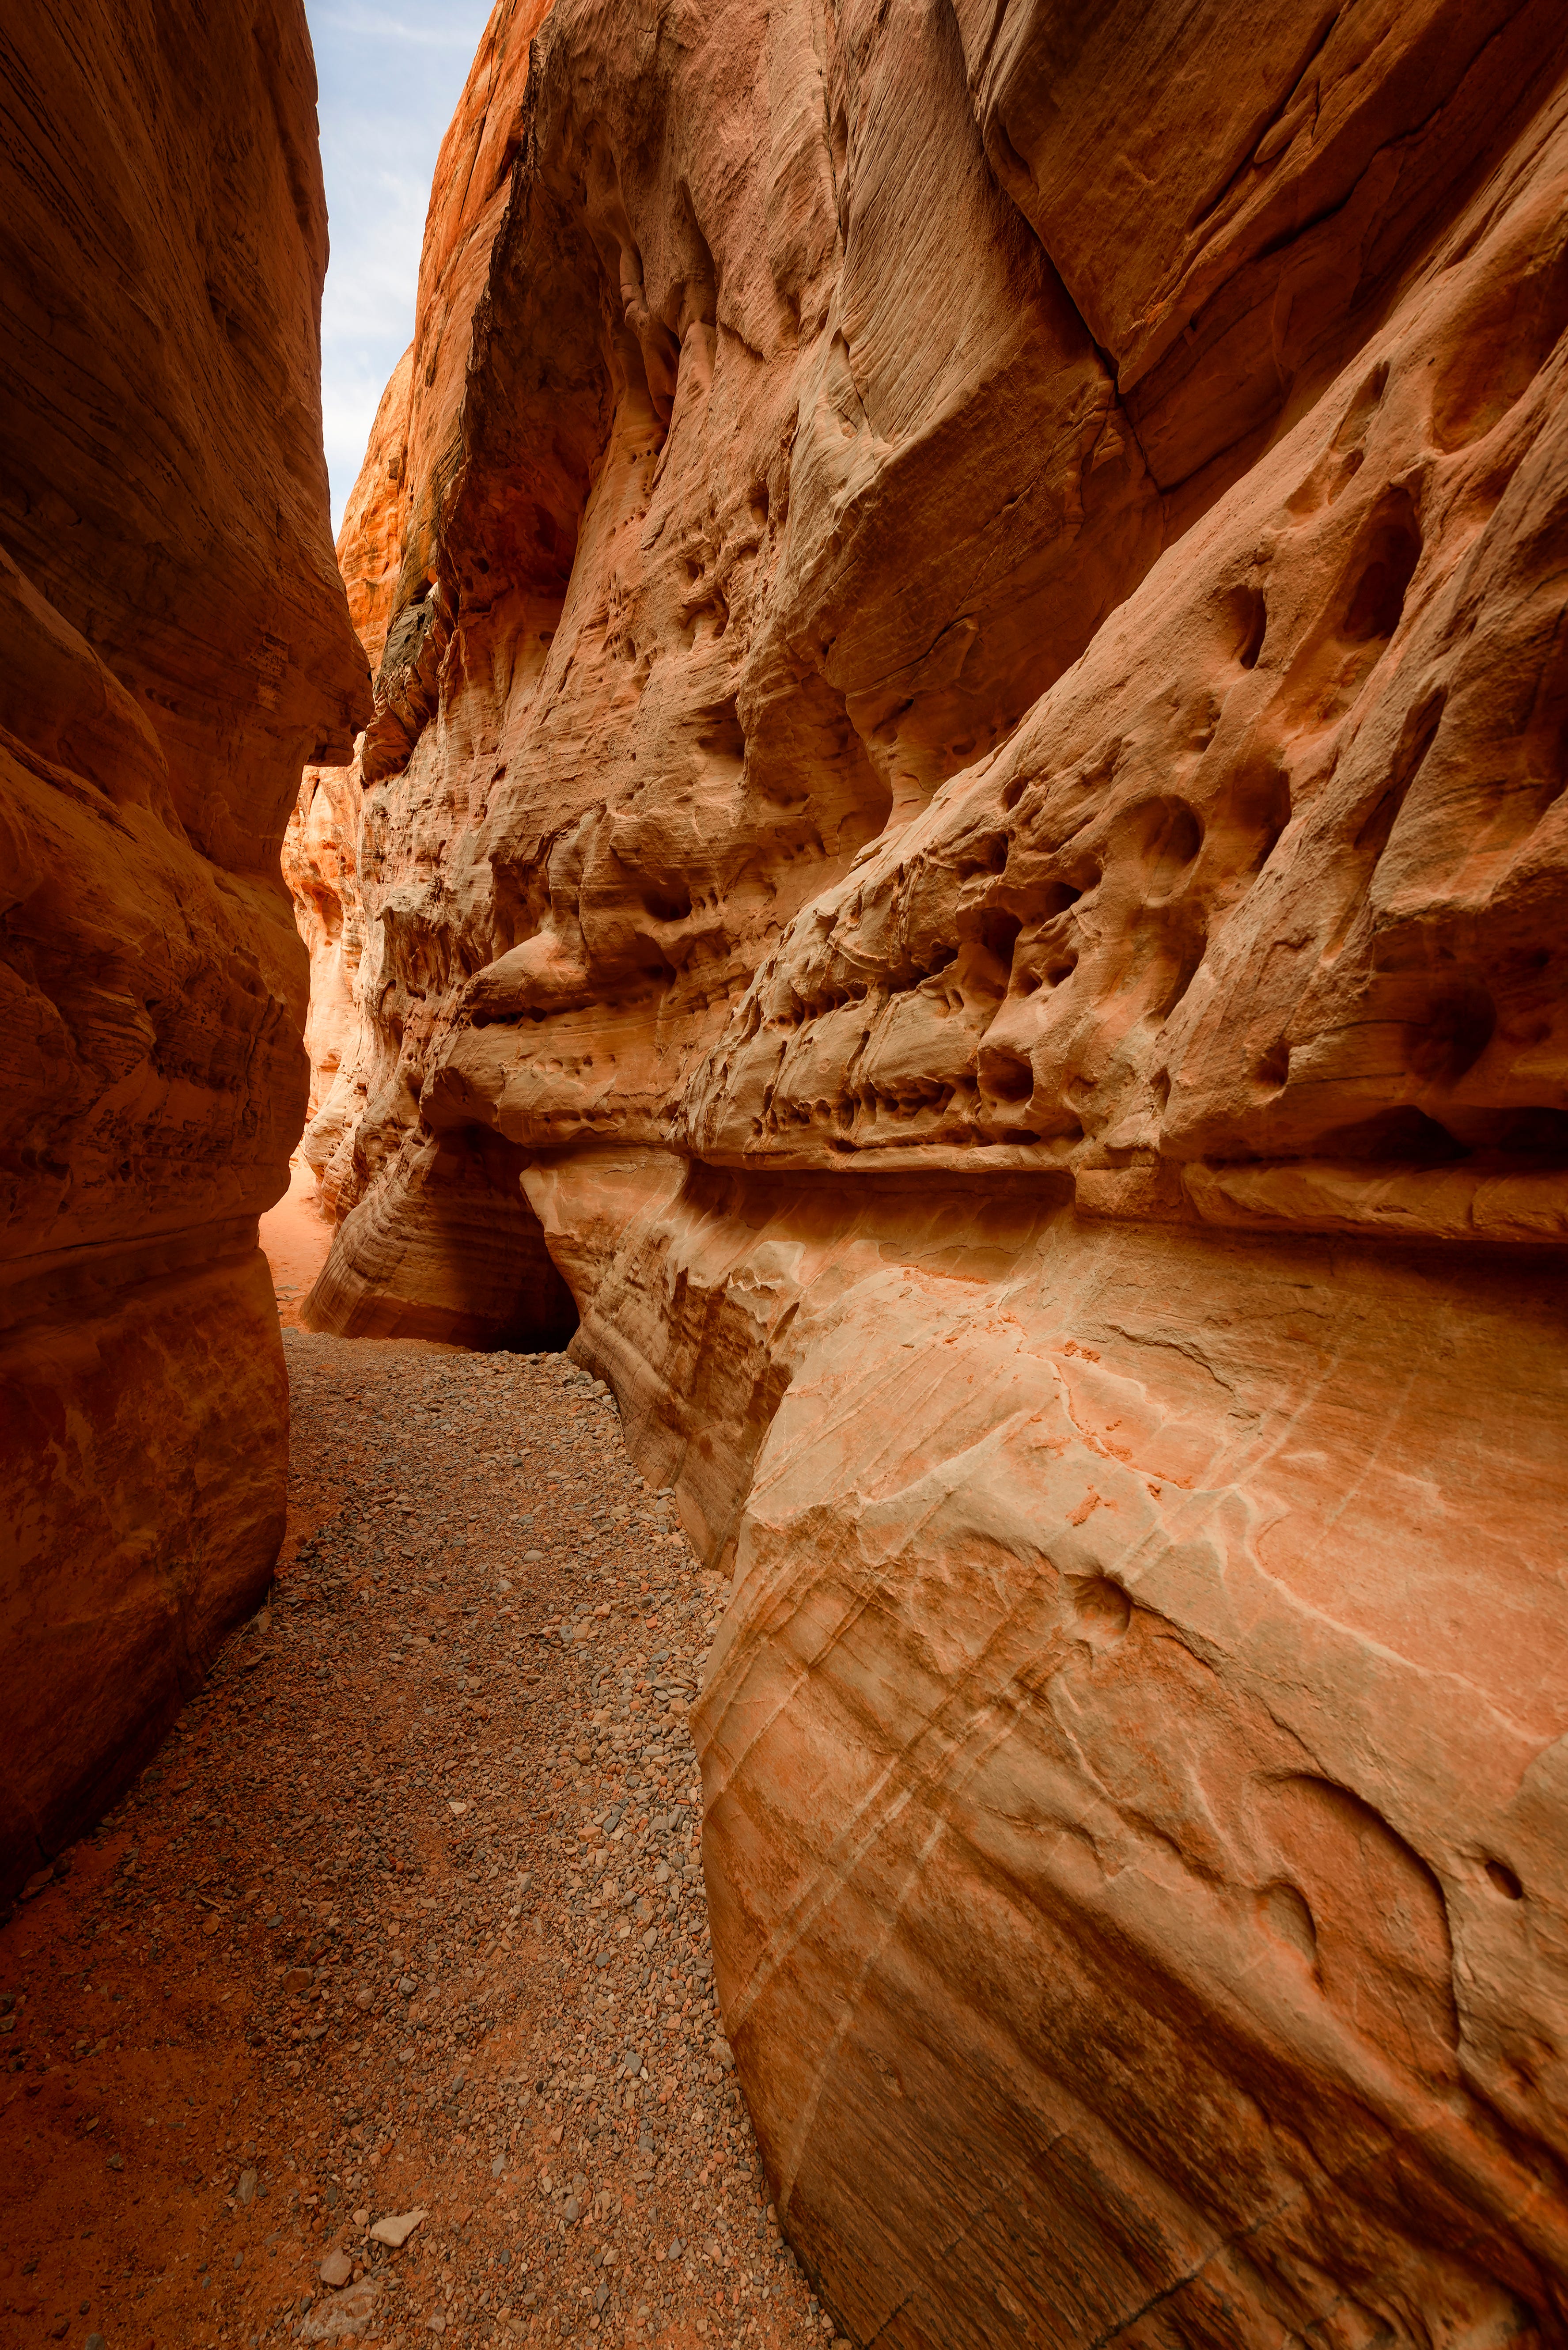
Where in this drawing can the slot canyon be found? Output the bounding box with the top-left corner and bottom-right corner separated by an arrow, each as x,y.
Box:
4,0 -> 1568,2345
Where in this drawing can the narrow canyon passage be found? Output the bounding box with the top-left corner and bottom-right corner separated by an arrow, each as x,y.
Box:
4,0 -> 1568,2342
0,1337 -> 828,2350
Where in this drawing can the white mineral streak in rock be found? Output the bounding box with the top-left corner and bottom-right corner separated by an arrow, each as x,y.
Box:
285,0 -> 1568,2339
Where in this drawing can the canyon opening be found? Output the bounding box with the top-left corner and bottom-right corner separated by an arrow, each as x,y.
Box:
4,1 -> 1568,2347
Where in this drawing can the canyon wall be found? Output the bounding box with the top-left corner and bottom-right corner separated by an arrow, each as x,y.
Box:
0,4 -> 370,1899
296,0 -> 1568,2337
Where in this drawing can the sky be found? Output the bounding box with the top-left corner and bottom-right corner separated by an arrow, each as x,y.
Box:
307,0 -> 495,534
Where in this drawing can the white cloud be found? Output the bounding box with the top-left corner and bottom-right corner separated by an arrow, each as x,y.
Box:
307,0 -> 496,531
314,2 -> 490,49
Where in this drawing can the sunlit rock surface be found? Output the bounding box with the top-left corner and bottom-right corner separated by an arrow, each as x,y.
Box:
0,3 -> 369,1900
293,0 -> 1568,2334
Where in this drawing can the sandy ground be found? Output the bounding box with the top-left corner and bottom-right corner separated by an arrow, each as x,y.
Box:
0,1319 -> 842,2350
258,1160 -> 336,1331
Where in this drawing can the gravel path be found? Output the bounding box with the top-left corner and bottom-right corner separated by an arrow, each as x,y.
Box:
0,1333 -> 838,2350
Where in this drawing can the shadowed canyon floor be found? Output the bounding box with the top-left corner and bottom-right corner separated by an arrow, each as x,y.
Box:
0,1335 -> 831,2350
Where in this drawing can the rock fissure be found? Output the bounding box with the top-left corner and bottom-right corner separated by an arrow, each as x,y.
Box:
4,0 -> 1568,2342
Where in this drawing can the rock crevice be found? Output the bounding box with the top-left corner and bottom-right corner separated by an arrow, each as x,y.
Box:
286,0 -> 1568,2338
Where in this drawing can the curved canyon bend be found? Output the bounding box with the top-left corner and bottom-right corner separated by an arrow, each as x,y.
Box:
4,0 -> 1568,2346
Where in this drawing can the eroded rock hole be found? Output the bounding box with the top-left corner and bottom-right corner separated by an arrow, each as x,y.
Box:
1130,796 -> 1204,896
978,1045 -> 1035,1104
1342,502 -> 1422,644
641,882 -> 693,924
976,910 -> 1023,969
1315,1107 -> 1468,1164
1333,358 -> 1390,452
1407,980 -> 1495,1086
1231,582 -> 1267,669
1071,1577 -> 1131,1644
697,695 -> 746,777
1261,1882 -> 1318,1964
1234,760 -> 1292,872
1454,1107 -> 1568,1158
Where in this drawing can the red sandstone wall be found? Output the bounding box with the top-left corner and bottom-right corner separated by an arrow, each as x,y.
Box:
289,0 -> 1568,2335
0,3 -> 370,1900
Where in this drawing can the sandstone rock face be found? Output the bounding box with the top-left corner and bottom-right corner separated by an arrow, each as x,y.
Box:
0,5 -> 369,1898
282,354 -> 416,1219
285,758 -> 365,1205
297,0 -> 1568,2335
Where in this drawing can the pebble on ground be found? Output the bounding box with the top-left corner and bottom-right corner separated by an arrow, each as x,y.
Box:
0,1333 -> 853,2350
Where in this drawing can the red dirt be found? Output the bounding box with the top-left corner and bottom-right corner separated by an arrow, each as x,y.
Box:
0,1335 -> 837,2350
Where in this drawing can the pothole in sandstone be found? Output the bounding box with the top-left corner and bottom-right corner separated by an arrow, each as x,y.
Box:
0,1334 -> 840,2350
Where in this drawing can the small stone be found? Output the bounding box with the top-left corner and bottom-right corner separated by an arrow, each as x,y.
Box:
300,2279 -> 381,2342
368,2207 -> 428,2248
353,2206 -> 369,2228
355,1987 -> 374,2010
398,1975 -> 417,1996
319,2249 -> 352,2289
448,1801 -> 468,1817
426,2318 -> 446,2336
237,2168 -> 258,2205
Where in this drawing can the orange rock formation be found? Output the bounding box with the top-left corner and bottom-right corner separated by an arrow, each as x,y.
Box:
293,0 -> 1568,2335
0,4 -> 369,1898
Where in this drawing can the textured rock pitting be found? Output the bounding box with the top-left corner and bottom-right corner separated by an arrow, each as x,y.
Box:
288,0 -> 1568,2339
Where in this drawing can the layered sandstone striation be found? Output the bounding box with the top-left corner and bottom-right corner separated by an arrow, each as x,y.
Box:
296,0 -> 1568,2336
0,5 -> 369,1898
